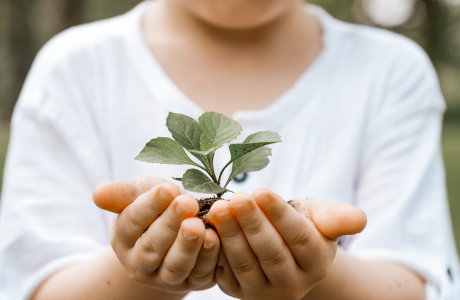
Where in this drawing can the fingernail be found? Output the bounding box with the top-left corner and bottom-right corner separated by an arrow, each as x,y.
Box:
203,240 -> 216,249
159,187 -> 173,202
213,210 -> 231,223
232,201 -> 251,216
257,195 -> 271,209
183,229 -> 198,241
176,201 -> 193,216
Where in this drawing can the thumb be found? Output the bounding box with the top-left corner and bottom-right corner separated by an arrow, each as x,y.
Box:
291,199 -> 367,241
92,177 -> 182,214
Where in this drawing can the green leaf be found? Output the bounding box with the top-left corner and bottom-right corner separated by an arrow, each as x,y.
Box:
200,134 -> 215,151
189,146 -> 221,156
135,137 -> 200,166
172,177 -> 182,181
165,113 -> 216,173
189,134 -> 221,156
182,169 -> 224,194
189,135 -> 221,155
166,112 -> 201,151
198,112 -> 242,147
243,131 -> 282,144
229,131 -> 281,162
226,147 -> 272,185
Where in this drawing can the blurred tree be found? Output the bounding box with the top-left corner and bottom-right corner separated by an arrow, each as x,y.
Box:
0,0 -> 141,111
309,0 -> 357,22
3,0 -> 36,110
62,0 -> 85,29
422,0 -> 446,62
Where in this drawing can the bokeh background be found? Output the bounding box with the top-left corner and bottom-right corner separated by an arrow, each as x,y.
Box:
0,0 -> 459,248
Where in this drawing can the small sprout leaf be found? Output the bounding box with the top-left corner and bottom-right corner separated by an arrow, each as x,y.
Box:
227,147 -> 272,184
182,169 -> 224,194
135,137 -> 199,166
189,134 -> 222,155
200,134 -> 215,151
198,112 -> 242,147
166,112 -> 201,151
243,131 -> 282,144
229,131 -> 281,162
189,146 -> 221,156
172,177 -> 182,181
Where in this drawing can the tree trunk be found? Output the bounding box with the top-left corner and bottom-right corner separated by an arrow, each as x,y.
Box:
2,0 -> 85,110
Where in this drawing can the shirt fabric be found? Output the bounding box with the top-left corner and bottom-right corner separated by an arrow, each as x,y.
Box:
0,1 -> 459,299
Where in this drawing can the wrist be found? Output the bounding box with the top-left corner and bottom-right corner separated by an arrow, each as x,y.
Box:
302,247 -> 425,300
302,247 -> 353,300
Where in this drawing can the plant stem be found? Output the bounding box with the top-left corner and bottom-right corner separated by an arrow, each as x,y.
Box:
194,163 -> 215,180
217,190 -> 228,198
217,161 -> 232,185
222,177 -> 233,190
209,153 -> 218,183
195,154 -> 215,181
194,157 -> 216,181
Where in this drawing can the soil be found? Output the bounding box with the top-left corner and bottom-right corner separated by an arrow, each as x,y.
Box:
196,196 -> 227,225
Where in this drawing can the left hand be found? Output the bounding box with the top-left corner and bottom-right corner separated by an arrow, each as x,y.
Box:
209,189 -> 367,300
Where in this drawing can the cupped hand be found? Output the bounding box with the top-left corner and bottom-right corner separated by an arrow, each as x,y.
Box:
209,189 -> 367,300
93,177 -> 220,293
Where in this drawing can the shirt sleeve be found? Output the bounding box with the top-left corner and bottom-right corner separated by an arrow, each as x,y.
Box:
346,40 -> 460,299
0,32 -> 113,300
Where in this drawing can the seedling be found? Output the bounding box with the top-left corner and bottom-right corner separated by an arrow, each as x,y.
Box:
135,112 -> 281,222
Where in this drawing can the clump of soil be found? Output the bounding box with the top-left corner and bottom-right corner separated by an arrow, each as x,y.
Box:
196,196 -> 226,224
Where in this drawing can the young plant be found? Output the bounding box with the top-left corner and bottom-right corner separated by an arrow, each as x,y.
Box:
135,112 -> 281,220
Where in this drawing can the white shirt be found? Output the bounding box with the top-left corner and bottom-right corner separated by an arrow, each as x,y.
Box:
0,2 -> 458,299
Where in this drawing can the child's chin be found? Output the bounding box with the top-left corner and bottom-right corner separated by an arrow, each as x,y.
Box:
179,0 -> 298,30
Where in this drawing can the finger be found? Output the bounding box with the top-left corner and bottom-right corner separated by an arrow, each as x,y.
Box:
216,249 -> 240,298
133,195 -> 199,273
287,198 -> 367,240
156,218 -> 205,285
252,189 -> 328,270
209,200 -> 266,288
187,228 -> 220,289
113,183 -> 180,247
94,177 -> 179,214
229,192 -> 299,285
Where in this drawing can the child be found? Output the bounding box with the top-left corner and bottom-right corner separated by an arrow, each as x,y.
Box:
0,0 -> 458,299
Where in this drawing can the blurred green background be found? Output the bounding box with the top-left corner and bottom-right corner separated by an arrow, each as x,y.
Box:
0,0 -> 459,248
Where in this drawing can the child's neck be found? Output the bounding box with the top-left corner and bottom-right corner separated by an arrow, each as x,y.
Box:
142,1 -> 323,117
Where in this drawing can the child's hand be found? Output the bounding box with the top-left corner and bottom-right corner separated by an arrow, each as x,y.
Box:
209,189 -> 367,300
93,178 -> 220,293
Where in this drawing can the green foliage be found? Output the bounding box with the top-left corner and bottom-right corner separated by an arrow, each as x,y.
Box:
166,112 -> 201,151
226,147 -> 272,187
229,131 -> 281,162
198,112 -> 243,147
181,169 -> 224,194
135,137 -> 200,167
199,135 -> 215,152
136,112 -> 282,197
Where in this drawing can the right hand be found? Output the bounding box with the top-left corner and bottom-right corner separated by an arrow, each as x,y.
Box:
93,177 -> 220,293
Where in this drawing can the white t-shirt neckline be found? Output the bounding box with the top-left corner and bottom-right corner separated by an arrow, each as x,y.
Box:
124,1 -> 337,126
